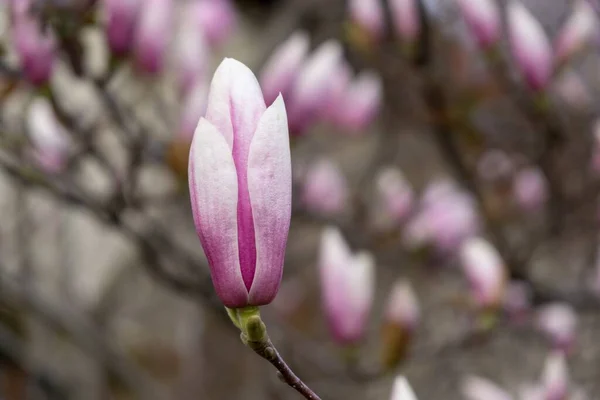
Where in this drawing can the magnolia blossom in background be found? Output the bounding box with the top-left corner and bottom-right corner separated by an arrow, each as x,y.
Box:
389,0 -> 420,44
541,352 -> 569,400
390,376 -> 418,400
11,4 -> 56,86
26,98 -> 71,173
319,227 -> 375,345
178,81 -> 209,141
507,0 -> 552,92
133,0 -> 173,74
513,167 -> 548,211
103,0 -> 141,56
376,167 -> 414,224
259,31 -> 310,106
188,58 -> 292,308
536,303 -> 577,352
174,8 -> 209,95
502,280 -> 531,322
330,70 -> 383,132
554,0 -> 599,67
460,237 -> 506,309
302,159 -> 348,217
192,0 -> 236,48
323,61 -> 353,123
456,0 -> 501,50
348,0 -> 385,42
384,280 -> 420,333
462,375 -> 513,400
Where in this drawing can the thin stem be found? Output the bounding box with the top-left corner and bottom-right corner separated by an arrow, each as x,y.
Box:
243,333 -> 322,400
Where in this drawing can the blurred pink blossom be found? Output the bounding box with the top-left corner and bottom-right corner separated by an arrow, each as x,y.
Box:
502,280 -> 531,323
460,237 -> 506,309
26,98 -> 70,173
376,167 -> 414,224
554,0 -> 599,66
302,159 -> 348,217
456,0 -> 501,50
348,0 -> 385,41
537,303 -> 577,352
477,150 -> 514,183
174,8 -> 209,95
384,280 -> 420,333
513,167 -> 548,211
178,80 -> 209,141
541,352 -> 569,400
192,0 -> 236,48
103,0 -> 141,56
133,0 -> 173,74
389,0 -> 420,44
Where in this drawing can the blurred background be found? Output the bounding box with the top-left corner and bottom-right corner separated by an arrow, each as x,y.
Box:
1,0 -> 600,398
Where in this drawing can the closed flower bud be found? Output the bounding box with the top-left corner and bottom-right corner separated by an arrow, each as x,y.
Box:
537,303 -> 577,352
302,159 -> 348,217
260,31 -> 310,107
319,227 -> 375,345
462,375 -> 512,400
323,61 -> 352,124
502,280 -> 531,322
457,0 -> 501,50
192,0 -> 236,48
133,0 -> 173,74
188,58 -> 292,308
554,0 -> 598,67
389,0 -> 420,44
507,1 -> 553,92
459,237 -> 506,309
331,70 -> 383,132
178,80 -> 209,141
27,98 -> 70,173
348,0 -> 385,42
542,352 -> 569,400
390,376 -> 418,400
174,10 -> 209,96
102,0 -> 141,56
513,167 -> 548,211
376,167 -> 414,224
288,40 -> 343,134
381,280 -> 419,369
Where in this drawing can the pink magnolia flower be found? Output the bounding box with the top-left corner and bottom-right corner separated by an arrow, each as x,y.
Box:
462,375 -> 513,400
513,167 -> 548,211
507,0 -> 553,92
259,31 -> 310,107
27,98 -> 70,173
384,280 -> 420,333
319,227 -> 375,345
389,0 -> 420,44
174,8 -> 209,95
330,70 -> 383,132
554,0 -> 599,66
188,58 -> 292,308
390,376 -> 418,400
133,0 -> 173,74
460,237 -> 506,308
541,352 -> 569,400
192,0 -> 236,48
536,303 -> 577,352
376,167 -> 414,224
348,0 -> 385,41
323,61 -> 352,123
102,0 -> 141,56
457,0 -> 501,50
178,80 -> 209,141
302,159 -> 348,217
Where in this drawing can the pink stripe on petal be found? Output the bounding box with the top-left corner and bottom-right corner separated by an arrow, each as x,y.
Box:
188,118 -> 247,307
247,95 -> 292,305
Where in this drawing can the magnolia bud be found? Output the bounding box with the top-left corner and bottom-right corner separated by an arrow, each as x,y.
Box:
457,0 -> 500,50
459,237 -> 506,309
462,375 -> 512,400
302,159 -> 348,217
537,303 -> 577,352
188,58 -> 291,308
331,70 -> 383,132
389,0 -> 420,44
554,0 -> 599,67
319,227 -> 375,346
133,0 -> 173,74
260,31 -> 310,107
507,1 -> 553,92
174,9 -> 209,95
27,98 -> 70,173
192,0 -> 236,48
178,80 -> 209,141
390,376 -> 418,400
348,0 -> 385,42
541,352 -> 569,400
376,167 -> 414,224
102,0 -> 141,56
502,280 -> 531,323
513,167 -> 548,211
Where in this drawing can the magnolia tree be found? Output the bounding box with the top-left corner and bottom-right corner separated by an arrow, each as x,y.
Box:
0,0 -> 600,398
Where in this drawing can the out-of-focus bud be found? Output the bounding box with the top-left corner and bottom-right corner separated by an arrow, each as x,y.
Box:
192,0 -> 236,48
174,9 -> 209,96
319,227 -> 375,346
26,98 -> 70,173
507,1 -> 552,92
348,0 -> 385,43
537,303 -> 577,352
513,167 -> 548,211
462,375 -> 513,400
103,0 -> 142,56
302,159 -> 348,217
133,0 -> 173,74
288,40 -> 343,135
389,0 -> 420,44
390,376 -> 418,400
380,280 -> 419,369
11,7 -> 56,86
376,167 -> 414,224
541,352 -> 569,400
323,61 -> 352,123
188,58 -> 292,308
554,0 -> 598,67
330,70 -> 383,132
502,280 -> 531,323
178,81 -> 209,141
259,31 -> 310,107
460,237 -> 506,309
457,0 -> 501,50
